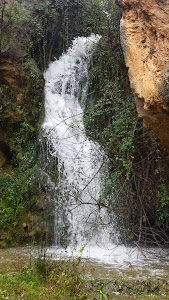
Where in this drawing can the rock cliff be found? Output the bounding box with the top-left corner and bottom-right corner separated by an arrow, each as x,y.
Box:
117,0 -> 169,150
0,55 -> 54,247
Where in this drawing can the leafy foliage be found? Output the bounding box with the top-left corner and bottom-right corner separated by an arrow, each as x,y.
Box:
158,183 -> 169,223
84,1 -> 169,245
0,0 -> 31,58
29,0 -> 111,69
0,164 -> 40,244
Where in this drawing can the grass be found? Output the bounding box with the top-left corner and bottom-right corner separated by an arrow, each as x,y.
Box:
0,253 -> 169,300
0,258 -> 86,300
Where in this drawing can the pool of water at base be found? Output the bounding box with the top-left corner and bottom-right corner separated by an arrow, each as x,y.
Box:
0,245 -> 168,281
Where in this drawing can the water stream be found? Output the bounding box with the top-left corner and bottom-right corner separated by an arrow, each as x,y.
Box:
42,35 -> 169,271
42,34 -> 114,247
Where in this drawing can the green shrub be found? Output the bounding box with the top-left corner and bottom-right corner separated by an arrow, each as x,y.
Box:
84,1 -> 169,245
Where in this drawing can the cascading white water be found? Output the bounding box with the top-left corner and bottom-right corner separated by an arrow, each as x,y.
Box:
43,35 -> 115,250
42,35 -> 169,268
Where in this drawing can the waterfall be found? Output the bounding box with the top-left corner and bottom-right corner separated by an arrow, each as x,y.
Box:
42,34 -> 116,250
41,34 -> 169,267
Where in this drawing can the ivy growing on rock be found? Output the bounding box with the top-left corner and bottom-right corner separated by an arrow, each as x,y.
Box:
84,1 -> 169,246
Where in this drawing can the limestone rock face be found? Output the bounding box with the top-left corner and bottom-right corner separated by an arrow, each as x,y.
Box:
117,0 -> 169,150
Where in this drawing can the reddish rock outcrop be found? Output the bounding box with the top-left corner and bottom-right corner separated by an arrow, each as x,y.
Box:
117,0 -> 169,150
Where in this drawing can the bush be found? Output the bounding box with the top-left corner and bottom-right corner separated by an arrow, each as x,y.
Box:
84,1 -> 169,246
